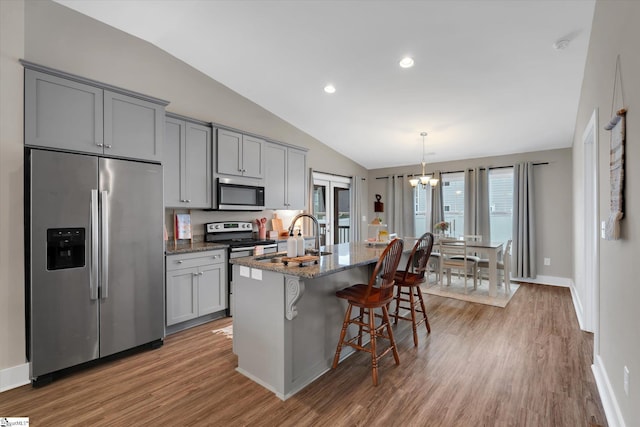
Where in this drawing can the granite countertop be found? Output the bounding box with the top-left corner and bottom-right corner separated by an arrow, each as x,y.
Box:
165,241 -> 228,255
229,241 -> 400,279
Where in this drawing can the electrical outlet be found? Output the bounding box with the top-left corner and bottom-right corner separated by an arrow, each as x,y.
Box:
544,258 -> 551,266
624,366 -> 630,396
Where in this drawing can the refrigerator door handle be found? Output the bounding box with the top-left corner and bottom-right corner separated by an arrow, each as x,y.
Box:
101,190 -> 109,299
90,189 -> 99,300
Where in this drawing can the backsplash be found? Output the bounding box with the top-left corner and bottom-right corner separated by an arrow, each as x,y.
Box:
164,209 -> 304,242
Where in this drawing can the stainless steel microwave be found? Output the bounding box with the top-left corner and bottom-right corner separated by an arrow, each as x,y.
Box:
216,178 -> 265,211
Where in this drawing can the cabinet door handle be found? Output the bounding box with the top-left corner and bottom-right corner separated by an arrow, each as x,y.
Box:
192,272 -> 199,277
186,199 -> 191,203
104,144 -> 112,149
199,272 -> 204,276
177,260 -> 183,264
96,143 -> 104,147
213,255 -> 220,259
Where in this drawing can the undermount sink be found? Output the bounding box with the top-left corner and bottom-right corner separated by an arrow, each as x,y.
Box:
254,251 -> 332,263
308,251 -> 332,256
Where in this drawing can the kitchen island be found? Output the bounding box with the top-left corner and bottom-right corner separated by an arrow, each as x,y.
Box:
230,241 -> 397,400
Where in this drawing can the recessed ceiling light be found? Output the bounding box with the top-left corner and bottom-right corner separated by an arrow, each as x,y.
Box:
324,84 -> 336,94
399,57 -> 414,68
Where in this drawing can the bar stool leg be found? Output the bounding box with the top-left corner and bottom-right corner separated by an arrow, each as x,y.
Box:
357,307 -> 364,346
382,305 -> 400,365
416,286 -> 431,333
332,303 -> 353,369
409,287 -> 418,347
369,307 -> 379,386
393,286 -> 401,325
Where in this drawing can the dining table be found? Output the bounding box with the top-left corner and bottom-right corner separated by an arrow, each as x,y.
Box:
433,238 -> 504,297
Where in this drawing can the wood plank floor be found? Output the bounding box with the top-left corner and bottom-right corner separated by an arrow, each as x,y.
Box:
0,283 -> 607,426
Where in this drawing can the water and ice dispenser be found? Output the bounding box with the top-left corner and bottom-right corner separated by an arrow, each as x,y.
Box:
46,228 -> 85,270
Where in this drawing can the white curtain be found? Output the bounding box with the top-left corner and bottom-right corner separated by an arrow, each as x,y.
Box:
350,176 -> 366,242
385,175 -> 414,238
513,162 -> 536,278
464,167 -> 491,242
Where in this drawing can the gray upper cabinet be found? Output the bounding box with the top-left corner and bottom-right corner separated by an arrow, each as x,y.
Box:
217,129 -> 264,179
104,91 -> 164,162
264,143 -> 287,208
24,65 -> 167,163
164,116 -> 212,208
265,142 -> 307,210
287,147 -> 307,209
25,69 -> 104,154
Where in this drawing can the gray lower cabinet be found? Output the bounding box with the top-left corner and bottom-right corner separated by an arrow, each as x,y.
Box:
164,117 -> 212,208
265,142 -> 307,209
217,129 -> 264,179
166,250 -> 227,326
24,67 -> 165,162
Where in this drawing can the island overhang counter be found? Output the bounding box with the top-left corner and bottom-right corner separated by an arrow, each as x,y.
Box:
229,241 -> 399,400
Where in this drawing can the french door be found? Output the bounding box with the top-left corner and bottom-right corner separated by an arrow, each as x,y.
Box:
312,173 -> 351,245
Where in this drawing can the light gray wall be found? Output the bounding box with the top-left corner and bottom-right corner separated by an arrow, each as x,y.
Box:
0,0 -> 366,375
572,1 -> 640,424
0,0 -> 26,377
368,148 -> 574,281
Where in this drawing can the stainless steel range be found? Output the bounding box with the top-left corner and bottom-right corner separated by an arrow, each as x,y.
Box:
205,221 -> 277,316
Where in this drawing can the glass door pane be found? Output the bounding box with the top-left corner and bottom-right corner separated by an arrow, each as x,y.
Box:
312,174 -> 351,246
334,186 -> 350,244
313,181 -> 328,246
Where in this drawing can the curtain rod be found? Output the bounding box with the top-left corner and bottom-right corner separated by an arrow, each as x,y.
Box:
375,162 -> 549,180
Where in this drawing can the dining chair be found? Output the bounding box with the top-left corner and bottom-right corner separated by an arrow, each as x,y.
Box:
478,239 -> 512,293
331,238 -> 404,386
390,232 -> 434,346
448,235 -> 482,281
439,238 -> 478,292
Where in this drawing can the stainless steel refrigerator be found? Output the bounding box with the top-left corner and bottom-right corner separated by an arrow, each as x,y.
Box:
26,148 -> 164,384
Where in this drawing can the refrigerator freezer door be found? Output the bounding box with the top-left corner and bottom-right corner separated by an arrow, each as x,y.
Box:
98,158 -> 164,357
29,150 -> 100,378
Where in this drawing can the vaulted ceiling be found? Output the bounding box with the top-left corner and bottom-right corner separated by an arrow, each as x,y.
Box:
54,0 -> 595,169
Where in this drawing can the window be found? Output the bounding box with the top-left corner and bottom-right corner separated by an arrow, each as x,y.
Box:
441,172 -> 465,238
488,168 -> 514,244
413,185 -> 433,236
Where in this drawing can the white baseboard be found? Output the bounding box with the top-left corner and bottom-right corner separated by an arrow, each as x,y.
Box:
592,355 -> 626,427
512,274 -> 572,287
569,279 -> 586,331
0,362 -> 30,393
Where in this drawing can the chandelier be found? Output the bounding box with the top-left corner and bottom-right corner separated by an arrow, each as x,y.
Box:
409,132 -> 439,188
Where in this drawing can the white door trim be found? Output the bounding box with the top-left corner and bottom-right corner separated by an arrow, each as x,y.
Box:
582,109 -> 599,342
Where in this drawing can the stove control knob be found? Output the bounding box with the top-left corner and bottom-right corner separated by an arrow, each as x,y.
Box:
243,223 -> 251,229
213,224 -> 221,230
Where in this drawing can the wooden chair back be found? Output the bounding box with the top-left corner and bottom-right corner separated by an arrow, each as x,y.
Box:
399,232 -> 434,283
364,238 -> 404,303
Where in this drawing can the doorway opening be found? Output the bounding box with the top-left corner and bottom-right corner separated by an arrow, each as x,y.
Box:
312,173 -> 351,245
